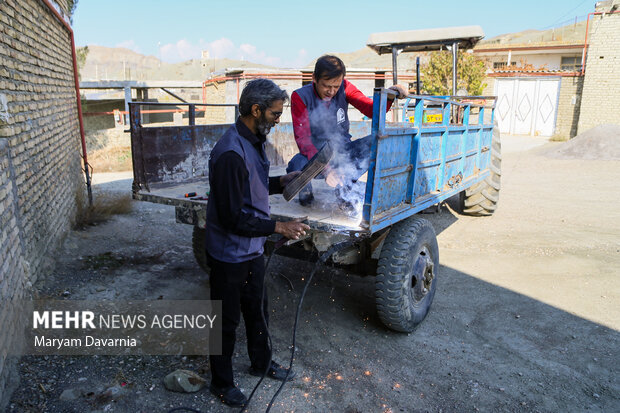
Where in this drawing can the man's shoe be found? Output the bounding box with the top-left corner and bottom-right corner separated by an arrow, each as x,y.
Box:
209,383 -> 247,407
249,361 -> 296,381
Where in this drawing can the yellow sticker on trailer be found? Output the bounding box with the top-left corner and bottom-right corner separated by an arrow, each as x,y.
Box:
407,113 -> 443,123
424,113 -> 443,123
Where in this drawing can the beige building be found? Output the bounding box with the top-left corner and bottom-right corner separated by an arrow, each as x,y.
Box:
474,0 -> 619,138
199,67 -> 416,124
577,1 -> 620,134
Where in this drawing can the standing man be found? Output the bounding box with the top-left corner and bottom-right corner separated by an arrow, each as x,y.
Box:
287,54 -> 408,207
206,78 -> 310,407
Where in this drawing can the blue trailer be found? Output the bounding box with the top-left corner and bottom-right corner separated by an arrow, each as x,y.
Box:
360,88 -> 500,331
129,87 -> 500,332
129,26 -> 501,332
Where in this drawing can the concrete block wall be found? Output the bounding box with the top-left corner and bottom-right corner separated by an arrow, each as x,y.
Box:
209,74 -> 391,124
0,0 -> 84,405
577,11 -> 620,134
555,76 -> 584,139
83,100 -> 124,130
204,80 -> 228,124
347,78 -> 376,122
481,77 -> 495,97
230,77 -> 302,124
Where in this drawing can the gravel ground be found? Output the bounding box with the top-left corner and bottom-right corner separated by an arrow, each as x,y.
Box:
6,135 -> 620,413
543,124 -> 620,160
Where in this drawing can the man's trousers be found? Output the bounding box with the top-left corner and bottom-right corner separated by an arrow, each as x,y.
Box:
208,253 -> 270,388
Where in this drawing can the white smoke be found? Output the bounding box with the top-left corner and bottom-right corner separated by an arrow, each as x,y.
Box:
330,135 -> 369,219
309,109 -> 369,219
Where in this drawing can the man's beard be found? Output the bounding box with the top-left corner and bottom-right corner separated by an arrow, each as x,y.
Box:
257,113 -> 275,136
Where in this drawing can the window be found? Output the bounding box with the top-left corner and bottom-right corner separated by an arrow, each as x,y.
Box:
561,56 -> 582,71
493,61 -> 516,69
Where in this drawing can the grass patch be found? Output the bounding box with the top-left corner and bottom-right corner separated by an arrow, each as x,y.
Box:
82,252 -> 125,270
74,191 -> 133,229
550,134 -> 569,142
81,251 -> 164,270
89,146 -> 133,172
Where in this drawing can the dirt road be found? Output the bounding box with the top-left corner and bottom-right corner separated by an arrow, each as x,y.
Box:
8,136 -> 620,412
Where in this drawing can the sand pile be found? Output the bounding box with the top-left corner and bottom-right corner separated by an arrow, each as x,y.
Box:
545,124 -> 620,160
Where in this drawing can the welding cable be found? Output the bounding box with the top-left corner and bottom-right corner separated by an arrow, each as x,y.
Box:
265,240 -> 354,413
168,243 -> 281,413
168,237 -> 350,413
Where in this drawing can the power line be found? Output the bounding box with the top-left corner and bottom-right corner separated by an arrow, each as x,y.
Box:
541,13 -> 589,30
541,0 -> 590,29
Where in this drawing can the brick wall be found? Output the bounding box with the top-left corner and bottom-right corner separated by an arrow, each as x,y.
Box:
555,76 -> 584,139
0,0 -> 84,406
577,10 -> 620,134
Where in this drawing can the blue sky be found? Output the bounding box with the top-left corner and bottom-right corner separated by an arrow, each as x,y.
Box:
72,0 -> 594,67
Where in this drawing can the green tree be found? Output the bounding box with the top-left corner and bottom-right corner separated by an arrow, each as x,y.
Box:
68,0 -> 79,23
422,51 -> 487,96
76,46 -> 89,79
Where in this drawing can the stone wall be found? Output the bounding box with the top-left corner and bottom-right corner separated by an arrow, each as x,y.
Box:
555,75 -> 584,139
0,0 -> 84,406
577,9 -> 620,134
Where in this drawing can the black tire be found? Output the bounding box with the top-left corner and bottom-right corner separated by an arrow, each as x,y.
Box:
192,226 -> 209,273
375,217 -> 439,332
460,120 -> 502,216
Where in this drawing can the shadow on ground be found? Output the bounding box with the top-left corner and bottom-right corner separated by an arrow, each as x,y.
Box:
7,177 -> 619,412
7,202 -> 619,412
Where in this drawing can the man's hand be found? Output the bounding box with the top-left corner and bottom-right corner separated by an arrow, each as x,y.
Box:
325,169 -> 343,188
387,84 -> 409,99
275,218 -> 310,240
280,171 -> 301,188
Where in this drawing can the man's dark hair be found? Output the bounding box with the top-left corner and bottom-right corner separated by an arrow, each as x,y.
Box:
313,55 -> 346,80
238,78 -> 289,116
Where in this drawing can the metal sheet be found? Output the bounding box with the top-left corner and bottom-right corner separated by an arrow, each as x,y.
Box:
367,26 -> 485,54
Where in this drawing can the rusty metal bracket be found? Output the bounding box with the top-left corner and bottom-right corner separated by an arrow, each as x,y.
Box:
447,172 -> 463,188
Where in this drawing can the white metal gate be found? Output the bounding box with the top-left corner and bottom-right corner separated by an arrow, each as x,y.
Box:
495,77 -> 560,136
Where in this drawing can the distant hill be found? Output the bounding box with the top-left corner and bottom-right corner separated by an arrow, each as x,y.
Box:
307,47 -> 428,74
80,20 -> 589,83
479,20 -> 587,46
80,45 -> 277,81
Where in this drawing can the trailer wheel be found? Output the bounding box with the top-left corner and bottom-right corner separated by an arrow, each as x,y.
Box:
460,120 -> 502,216
375,217 -> 438,332
192,226 -> 209,273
